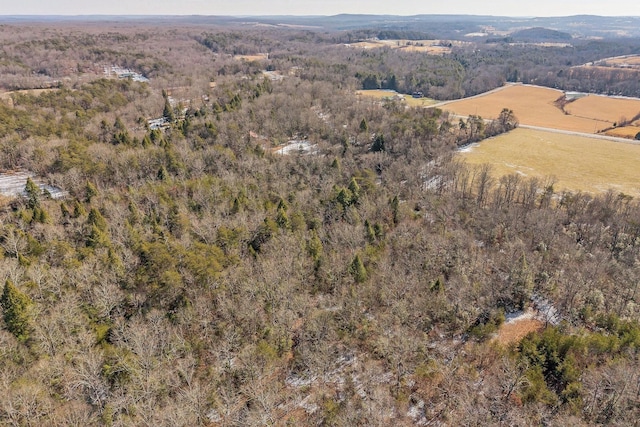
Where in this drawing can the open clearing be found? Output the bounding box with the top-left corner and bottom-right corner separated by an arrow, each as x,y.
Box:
458,127 -> 640,197
606,125 -> 640,138
0,88 -> 59,107
493,309 -> 544,346
234,53 -> 269,61
356,89 -> 437,107
595,54 -> 640,68
441,84 -> 614,133
564,94 -> 640,128
345,39 -> 453,55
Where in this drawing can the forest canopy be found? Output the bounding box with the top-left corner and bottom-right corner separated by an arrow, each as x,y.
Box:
0,20 -> 639,426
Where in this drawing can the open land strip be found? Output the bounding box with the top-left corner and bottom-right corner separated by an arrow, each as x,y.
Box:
458,127 -> 640,197
356,89 -> 438,107
438,84 -> 614,133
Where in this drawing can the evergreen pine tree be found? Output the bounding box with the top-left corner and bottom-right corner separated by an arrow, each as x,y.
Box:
276,206 -> 291,230
359,118 -> 369,133
88,207 -> 108,231
371,134 -> 386,152
349,254 -> 367,283
391,195 -> 400,225
348,177 -> 361,203
308,230 -> 323,266
163,98 -> 175,122
1,280 -> 33,342
25,177 -> 40,209
85,181 -> 98,203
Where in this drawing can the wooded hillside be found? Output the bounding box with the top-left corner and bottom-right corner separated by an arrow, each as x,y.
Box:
0,22 -> 639,426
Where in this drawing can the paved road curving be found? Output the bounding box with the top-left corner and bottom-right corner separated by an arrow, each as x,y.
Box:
517,124 -> 640,145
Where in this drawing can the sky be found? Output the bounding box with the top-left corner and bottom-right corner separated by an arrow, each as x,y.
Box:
3,0 -> 639,17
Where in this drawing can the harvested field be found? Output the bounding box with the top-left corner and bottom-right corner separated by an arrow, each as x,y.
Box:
234,53 -> 268,61
564,94 -> 640,126
356,89 -> 437,107
441,84 -> 611,133
458,127 -> 640,197
605,125 -> 640,138
597,54 -> 640,67
397,44 -> 451,55
345,39 -> 452,55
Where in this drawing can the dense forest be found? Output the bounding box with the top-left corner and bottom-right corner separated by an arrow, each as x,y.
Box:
0,21 -> 639,426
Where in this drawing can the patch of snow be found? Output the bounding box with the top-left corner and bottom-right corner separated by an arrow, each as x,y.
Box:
407,399 -> 427,425
424,175 -> 443,191
206,409 -> 222,423
276,140 -> 318,155
531,294 -> 562,325
285,373 -> 316,388
299,395 -> 319,414
0,170 -> 68,199
262,70 -> 284,81
457,143 -> 479,153
148,117 -> 170,130
505,309 -> 536,324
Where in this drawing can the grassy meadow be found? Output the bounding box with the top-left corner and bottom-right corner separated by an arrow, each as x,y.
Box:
356,89 -> 437,107
601,55 -> 640,66
566,94 -> 640,123
606,125 -> 640,138
346,39 -> 452,54
458,127 -> 640,196
234,53 -> 269,61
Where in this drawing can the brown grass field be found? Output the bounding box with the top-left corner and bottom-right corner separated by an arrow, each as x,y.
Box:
458,127 -> 640,196
442,84 -> 614,133
397,45 -> 451,55
234,53 -> 269,61
493,312 -> 544,346
346,39 -> 452,55
605,125 -> 640,138
601,55 -> 640,66
564,94 -> 640,125
356,89 -> 437,107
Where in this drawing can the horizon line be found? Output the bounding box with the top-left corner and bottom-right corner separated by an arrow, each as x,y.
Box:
1,13 -> 637,19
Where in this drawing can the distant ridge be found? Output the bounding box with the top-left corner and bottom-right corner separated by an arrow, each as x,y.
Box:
1,14 -> 640,38
510,27 -> 573,42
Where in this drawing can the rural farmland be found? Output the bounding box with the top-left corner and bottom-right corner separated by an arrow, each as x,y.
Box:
440,84 -> 617,133
344,39 -> 455,55
458,127 -> 640,196
563,94 -> 640,136
592,54 -> 640,68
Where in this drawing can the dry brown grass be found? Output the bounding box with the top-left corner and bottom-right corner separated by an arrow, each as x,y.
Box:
234,53 -> 269,61
458,127 -> 640,196
602,55 -> 640,66
565,94 -> 640,125
605,125 -> 640,138
397,45 -> 451,55
346,39 -> 452,55
494,316 -> 544,346
356,89 -> 437,107
442,84 -> 612,133
349,41 -> 384,49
